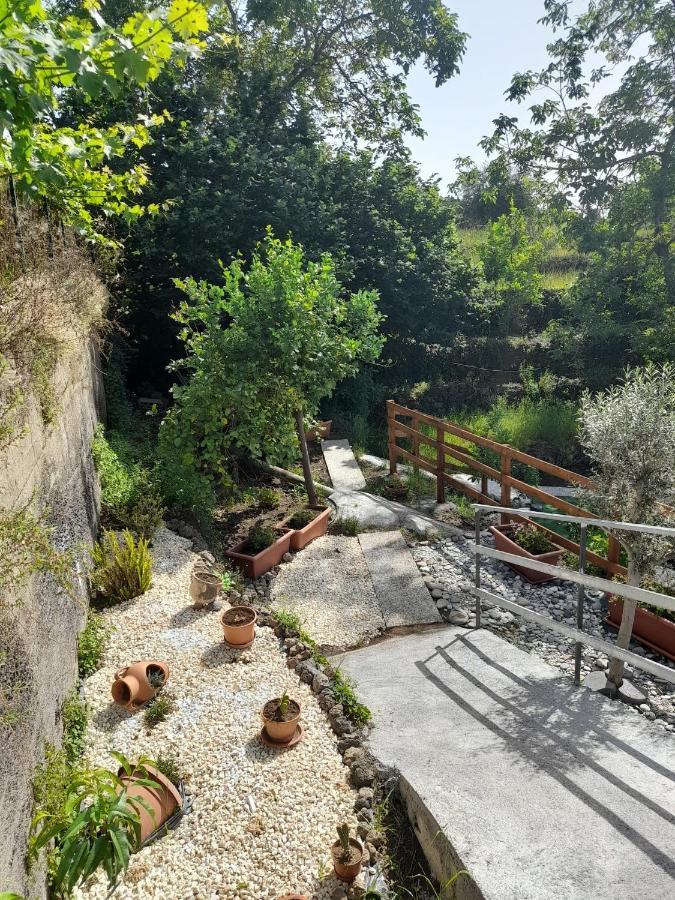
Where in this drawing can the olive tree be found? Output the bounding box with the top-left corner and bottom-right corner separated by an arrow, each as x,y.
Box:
165,229 -> 384,505
578,365 -> 675,691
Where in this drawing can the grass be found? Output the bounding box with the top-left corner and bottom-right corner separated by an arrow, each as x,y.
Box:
329,515 -> 360,536
77,611 -> 108,678
143,692 -> 176,728
62,692 -> 88,765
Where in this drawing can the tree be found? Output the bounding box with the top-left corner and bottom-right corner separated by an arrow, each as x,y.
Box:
578,365 -> 675,692
163,229 -> 383,504
0,0 -> 210,238
484,0 -> 675,298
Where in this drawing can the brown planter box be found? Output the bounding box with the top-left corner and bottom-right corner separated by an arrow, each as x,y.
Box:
489,524 -> 564,584
226,530 -> 292,579
305,420 -> 332,442
280,505 -> 330,551
605,599 -> 675,662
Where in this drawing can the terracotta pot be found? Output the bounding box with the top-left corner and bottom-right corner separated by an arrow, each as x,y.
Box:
282,505 -> 330,551
261,697 -> 301,744
111,659 -> 169,708
277,895 -> 308,900
331,838 -> 364,882
118,765 -> 182,845
190,570 -> 221,608
606,599 -> 675,662
221,605 -> 257,647
489,524 -> 564,584
305,420 -> 332,442
226,529 -> 292,579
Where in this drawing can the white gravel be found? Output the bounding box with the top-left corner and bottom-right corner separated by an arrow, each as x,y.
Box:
75,528 -> 360,900
271,536 -> 385,648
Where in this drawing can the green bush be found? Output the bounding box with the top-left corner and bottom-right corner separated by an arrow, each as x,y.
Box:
90,529 -> 152,603
257,487 -> 281,510
77,611 -> 108,678
288,507 -> 315,529
153,425 -> 216,530
61,692 -> 88,765
247,525 -> 278,553
143,692 -> 175,728
510,524 -> 557,555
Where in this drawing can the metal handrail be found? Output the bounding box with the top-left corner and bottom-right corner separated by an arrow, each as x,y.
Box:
471,504 -> 675,686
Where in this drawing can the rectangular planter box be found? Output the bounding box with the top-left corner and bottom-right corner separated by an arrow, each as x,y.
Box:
489,524 -> 564,584
305,419 -> 332,442
225,529 -> 292,580
606,598 -> 675,662
280,505 -> 330,551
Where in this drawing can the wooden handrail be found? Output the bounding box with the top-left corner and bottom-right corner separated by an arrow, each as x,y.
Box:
386,399 -> 625,576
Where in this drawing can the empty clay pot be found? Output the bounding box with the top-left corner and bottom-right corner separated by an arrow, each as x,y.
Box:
221,605 -> 257,647
111,659 -> 169,708
261,697 -> 301,744
331,837 -> 364,882
118,765 -> 182,844
190,569 -> 221,608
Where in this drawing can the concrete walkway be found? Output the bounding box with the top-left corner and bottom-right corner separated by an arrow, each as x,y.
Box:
359,531 -> 441,627
336,627 -> 675,900
321,438 -> 366,491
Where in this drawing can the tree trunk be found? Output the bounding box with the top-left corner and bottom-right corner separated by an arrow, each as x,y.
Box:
606,556 -> 640,690
295,409 -> 318,508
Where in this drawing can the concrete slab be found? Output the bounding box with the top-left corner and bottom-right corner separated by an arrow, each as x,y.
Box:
359,531 -> 442,627
321,438 -> 366,491
336,627 -> 675,900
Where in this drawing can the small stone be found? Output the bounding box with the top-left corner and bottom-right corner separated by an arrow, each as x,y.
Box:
343,746 -> 365,767
350,758 -> 376,788
199,550 -> 215,564
282,552 -> 293,563
358,787 -> 374,801
317,690 -> 336,711
328,704 -> 344,721
431,588 -> 443,599
448,609 -> 469,626
337,735 -> 361,754
332,715 -> 354,736
211,599 -> 223,611
312,672 -> 331,694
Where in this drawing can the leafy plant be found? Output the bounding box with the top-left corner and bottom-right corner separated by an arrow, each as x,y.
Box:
329,516 -> 360,537
288,508 -> 316,529
278,692 -> 290,718
77,611 -> 108,678
61,692 -> 88,766
332,670 -> 372,726
247,526 -> 278,554
510,525 -> 557,555
219,568 -> 241,594
257,488 -> 281,510
143,693 -> 175,728
147,666 -> 167,690
153,753 -> 182,788
406,467 -> 431,507
90,529 -> 152,603
29,752 -> 160,893
0,501 -> 73,599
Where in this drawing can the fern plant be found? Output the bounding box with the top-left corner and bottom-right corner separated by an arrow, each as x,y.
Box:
90,529 -> 152,603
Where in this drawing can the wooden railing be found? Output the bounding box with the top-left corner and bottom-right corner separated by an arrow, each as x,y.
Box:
386,399 -> 624,576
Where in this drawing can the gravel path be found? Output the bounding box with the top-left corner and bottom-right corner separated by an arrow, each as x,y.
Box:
271,536 -> 385,648
75,529 -> 359,900
411,532 -> 675,731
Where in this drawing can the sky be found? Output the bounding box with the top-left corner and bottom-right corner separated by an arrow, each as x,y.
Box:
405,0 -> 575,186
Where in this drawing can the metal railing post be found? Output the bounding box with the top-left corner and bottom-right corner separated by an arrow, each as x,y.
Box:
574,524 -> 587,685
474,508 -> 482,628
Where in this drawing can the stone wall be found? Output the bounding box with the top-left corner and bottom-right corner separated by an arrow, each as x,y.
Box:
0,339 -> 103,897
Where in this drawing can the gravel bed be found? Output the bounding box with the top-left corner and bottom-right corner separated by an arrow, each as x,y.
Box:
75,528 -> 360,900
271,536 -> 385,648
411,532 -> 675,730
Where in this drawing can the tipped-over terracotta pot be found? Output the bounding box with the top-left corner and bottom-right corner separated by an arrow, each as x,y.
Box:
111,659 -> 169,709
221,605 -> 257,647
261,697 -> 301,744
118,765 -> 182,844
190,569 -> 221,608
331,837 -> 364,882
278,895 -> 308,900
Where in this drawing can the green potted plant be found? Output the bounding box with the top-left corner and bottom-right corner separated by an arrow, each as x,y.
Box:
489,522 -> 564,583
331,823 -> 364,882
280,505 -> 331,551
226,525 -> 292,579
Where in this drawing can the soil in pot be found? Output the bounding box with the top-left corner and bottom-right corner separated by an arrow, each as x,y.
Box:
262,696 -> 301,744
222,605 -> 257,648
331,838 -> 364,882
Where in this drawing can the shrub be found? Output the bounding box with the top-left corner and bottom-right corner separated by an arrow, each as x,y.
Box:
219,568 -> 241,594
329,516 -> 360,536
122,484 -> 165,540
90,529 -> 152,603
257,488 -> 281,510
143,693 -> 175,728
77,611 -> 108,678
153,427 -> 216,530
153,753 -> 182,787
332,670 -> 372,725
288,508 -> 315,529
510,524 -> 557,555
247,525 -> 278,553
28,745 -> 70,878
61,692 -> 88,765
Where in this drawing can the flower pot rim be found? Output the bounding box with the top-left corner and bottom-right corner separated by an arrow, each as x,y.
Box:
119,764 -> 183,812
262,697 -> 301,725
191,570 -> 220,585
221,605 -> 257,626
331,836 -> 364,864
227,530 -> 292,561
489,523 -> 563,558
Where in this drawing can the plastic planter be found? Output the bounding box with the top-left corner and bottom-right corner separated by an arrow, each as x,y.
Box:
489,524 -> 564,584
226,529 -> 292,579
606,599 -> 675,662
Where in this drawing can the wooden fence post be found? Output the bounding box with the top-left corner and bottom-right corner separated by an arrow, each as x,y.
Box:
436,424 -> 445,503
386,399 -> 397,475
480,474 -> 489,498
500,449 -> 511,524
607,536 -> 620,572
411,414 -> 419,462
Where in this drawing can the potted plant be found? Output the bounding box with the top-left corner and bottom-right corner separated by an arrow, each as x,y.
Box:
189,567 -> 221,608
221,605 -> 257,648
281,505 -> 331,551
111,659 -> 169,708
226,525 -> 292,579
117,753 -> 184,845
305,419 -> 332,442
331,823 -> 364,882
261,691 -> 301,745
489,523 -> 564,584
606,577 -> 675,661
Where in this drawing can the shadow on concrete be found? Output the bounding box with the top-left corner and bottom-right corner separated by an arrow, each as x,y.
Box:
415,634 -> 675,876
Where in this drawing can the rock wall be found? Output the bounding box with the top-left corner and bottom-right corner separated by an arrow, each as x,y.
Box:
0,339 -> 103,897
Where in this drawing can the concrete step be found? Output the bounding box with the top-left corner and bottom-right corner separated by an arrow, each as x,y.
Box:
336,627 -> 675,900
358,531 -> 441,627
321,438 -> 366,491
